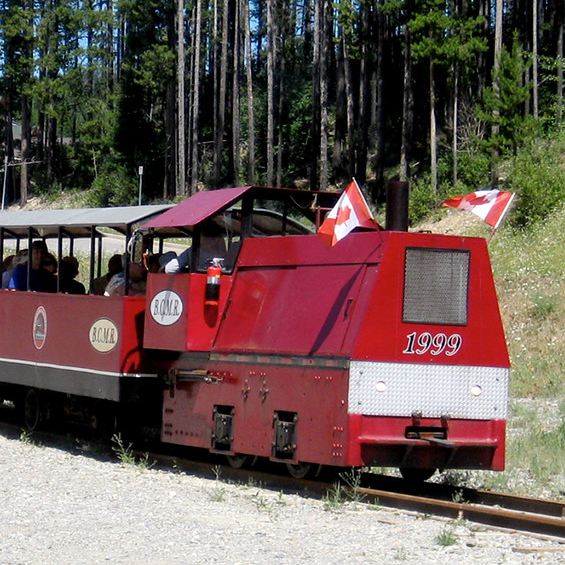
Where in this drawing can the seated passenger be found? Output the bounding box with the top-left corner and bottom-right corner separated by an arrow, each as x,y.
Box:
2,255 -> 15,289
59,256 -> 86,294
92,254 -> 123,295
163,248 -> 191,274
2,250 -> 28,289
145,253 -> 162,274
9,241 -> 56,292
104,262 -> 146,296
43,253 -> 57,275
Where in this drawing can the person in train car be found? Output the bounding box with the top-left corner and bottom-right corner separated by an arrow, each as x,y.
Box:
43,253 -> 57,275
9,240 -> 56,292
162,222 -> 227,274
104,261 -> 146,296
163,248 -> 191,274
146,253 -> 162,274
59,256 -> 86,294
91,254 -> 123,295
2,250 -> 28,289
1,254 -> 16,288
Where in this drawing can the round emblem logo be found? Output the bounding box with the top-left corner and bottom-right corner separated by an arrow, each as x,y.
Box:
33,307 -> 47,350
89,318 -> 119,353
150,290 -> 184,326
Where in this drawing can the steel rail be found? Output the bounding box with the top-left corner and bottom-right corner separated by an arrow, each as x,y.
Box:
355,486 -> 565,539
360,472 -> 565,518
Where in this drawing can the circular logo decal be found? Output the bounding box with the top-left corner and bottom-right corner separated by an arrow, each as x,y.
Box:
89,318 -> 119,353
33,307 -> 47,350
150,290 -> 184,326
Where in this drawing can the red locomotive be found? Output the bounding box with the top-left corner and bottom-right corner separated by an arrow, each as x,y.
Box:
0,185 -> 509,480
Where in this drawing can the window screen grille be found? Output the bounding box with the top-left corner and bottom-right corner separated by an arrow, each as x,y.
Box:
403,248 -> 470,325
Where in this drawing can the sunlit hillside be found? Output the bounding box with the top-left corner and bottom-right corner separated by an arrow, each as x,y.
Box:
418,205 -> 565,497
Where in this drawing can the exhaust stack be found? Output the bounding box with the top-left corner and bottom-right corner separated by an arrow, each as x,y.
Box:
385,181 -> 409,232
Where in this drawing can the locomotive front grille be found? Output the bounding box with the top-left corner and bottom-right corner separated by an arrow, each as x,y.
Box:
403,247 -> 470,326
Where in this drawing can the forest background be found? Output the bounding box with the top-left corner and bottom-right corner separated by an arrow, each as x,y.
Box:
0,0 -> 564,230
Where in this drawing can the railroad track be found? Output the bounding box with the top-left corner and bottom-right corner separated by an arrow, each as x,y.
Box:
357,474 -> 565,539
2,416 -> 564,541
150,449 -> 565,540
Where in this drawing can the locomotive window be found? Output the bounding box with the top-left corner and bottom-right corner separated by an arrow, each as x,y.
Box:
403,248 -> 470,325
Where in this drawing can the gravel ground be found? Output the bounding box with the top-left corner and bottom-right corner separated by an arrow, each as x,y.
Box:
0,432 -> 564,565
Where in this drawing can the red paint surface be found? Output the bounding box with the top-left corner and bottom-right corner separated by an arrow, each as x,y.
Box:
0,291 -> 151,373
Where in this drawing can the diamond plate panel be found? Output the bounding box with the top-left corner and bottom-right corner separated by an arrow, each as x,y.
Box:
349,361 -> 508,420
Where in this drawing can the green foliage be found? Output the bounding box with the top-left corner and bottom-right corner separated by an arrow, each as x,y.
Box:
408,176 -> 444,224
506,136 -> 565,228
451,150 -> 492,190
435,525 -> 458,546
531,294 -> 558,321
494,401 -> 565,494
286,87 -> 315,180
323,469 -> 365,512
87,163 -> 138,207
19,428 -> 35,445
111,433 -> 154,469
408,0 -> 486,66
478,34 -> 534,155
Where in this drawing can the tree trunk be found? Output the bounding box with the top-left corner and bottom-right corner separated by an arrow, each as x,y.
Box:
232,0 -> 241,186
276,34 -> 286,187
332,30 -> 346,181
243,0 -> 256,184
176,0 -> 186,195
309,0 -> 321,190
342,33 -> 355,180
266,0 -> 276,186
190,0 -> 202,195
452,67 -> 459,185
46,116 -> 57,186
213,0 -> 229,186
429,58 -> 437,191
20,95 -> 31,207
557,11 -> 564,123
491,0 -> 504,185
532,0 -> 538,118
355,2 -> 373,187
372,2 -> 385,198
400,26 -> 413,182
319,0 -> 330,191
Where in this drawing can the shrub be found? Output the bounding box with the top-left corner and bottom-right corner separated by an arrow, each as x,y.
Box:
87,163 -> 138,207
507,136 -> 565,228
408,176 -> 443,225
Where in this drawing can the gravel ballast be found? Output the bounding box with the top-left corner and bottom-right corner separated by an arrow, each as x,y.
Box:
0,432 -> 564,565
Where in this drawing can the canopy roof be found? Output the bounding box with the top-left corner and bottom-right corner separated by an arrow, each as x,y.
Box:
143,185 -> 339,233
0,204 -> 173,239
144,186 -> 251,230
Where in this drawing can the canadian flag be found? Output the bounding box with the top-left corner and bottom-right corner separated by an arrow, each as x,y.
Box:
442,189 -> 515,229
318,180 -> 380,246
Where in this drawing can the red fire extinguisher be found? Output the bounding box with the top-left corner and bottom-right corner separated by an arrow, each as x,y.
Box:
205,258 -> 223,306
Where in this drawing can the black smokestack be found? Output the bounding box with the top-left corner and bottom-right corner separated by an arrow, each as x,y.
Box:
385,181 -> 409,231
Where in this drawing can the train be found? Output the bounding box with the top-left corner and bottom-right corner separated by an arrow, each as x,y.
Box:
0,184 -> 510,480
